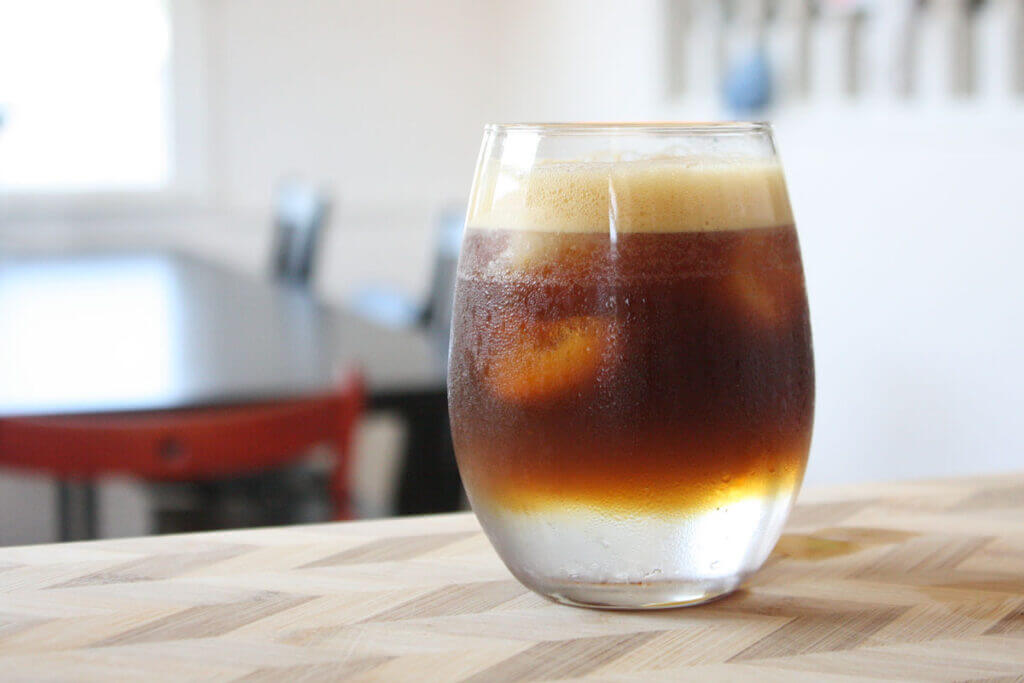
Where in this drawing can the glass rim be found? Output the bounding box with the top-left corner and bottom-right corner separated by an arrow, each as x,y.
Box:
483,121 -> 772,136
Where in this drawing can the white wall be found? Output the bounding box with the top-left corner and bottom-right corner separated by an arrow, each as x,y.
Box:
209,0 -> 497,208
778,108 -> 1024,485
495,0 -> 665,121
205,0 -> 504,298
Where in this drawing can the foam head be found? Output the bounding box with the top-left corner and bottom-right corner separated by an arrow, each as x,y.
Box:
467,157 -> 793,233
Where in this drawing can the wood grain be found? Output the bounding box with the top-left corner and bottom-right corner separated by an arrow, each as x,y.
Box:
1,473 -> 1023,681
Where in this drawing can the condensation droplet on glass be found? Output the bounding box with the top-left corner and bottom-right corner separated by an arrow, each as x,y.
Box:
641,568 -> 662,583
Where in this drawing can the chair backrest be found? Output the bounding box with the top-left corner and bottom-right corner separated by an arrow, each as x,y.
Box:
0,373 -> 365,518
271,181 -> 331,286
421,208 -> 464,345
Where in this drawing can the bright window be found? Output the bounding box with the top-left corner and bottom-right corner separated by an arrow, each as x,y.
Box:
0,0 -> 170,192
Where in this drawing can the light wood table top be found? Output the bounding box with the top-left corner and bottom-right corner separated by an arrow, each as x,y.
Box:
1,473 -> 1023,681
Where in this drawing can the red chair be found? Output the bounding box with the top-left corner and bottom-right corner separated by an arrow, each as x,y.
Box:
0,373 -> 364,541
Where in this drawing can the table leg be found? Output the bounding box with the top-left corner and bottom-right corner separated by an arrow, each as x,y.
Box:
392,394 -> 463,515
150,463 -> 330,535
57,481 -> 98,542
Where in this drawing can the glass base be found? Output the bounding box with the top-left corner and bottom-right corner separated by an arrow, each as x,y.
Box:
538,574 -> 746,610
471,488 -> 798,611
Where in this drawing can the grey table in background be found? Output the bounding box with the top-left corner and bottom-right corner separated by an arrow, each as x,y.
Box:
0,251 -> 459,515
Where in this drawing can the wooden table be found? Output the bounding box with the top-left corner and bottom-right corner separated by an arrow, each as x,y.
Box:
2,473 -> 1022,681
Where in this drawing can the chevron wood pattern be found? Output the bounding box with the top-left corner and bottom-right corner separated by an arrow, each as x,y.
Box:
2,473 -> 1023,681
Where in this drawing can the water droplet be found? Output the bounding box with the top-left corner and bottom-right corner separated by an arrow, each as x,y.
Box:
641,568 -> 663,583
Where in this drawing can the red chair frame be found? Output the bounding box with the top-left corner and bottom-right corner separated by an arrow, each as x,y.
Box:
0,373 -> 364,535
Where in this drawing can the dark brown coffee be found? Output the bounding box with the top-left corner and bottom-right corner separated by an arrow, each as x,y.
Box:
449,225 -> 813,515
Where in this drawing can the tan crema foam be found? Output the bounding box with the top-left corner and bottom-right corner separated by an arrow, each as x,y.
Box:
467,158 -> 793,233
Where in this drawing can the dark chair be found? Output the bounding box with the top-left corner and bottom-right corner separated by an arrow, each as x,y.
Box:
0,374 -> 364,541
421,209 -> 464,346
271,181 -> 331,286
348,207 -> 464,347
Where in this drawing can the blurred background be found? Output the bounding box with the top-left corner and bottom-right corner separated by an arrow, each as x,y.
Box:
1,0 -> 1022,545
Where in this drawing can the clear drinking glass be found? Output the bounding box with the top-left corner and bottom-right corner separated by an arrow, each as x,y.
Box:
448,123 -> 814,609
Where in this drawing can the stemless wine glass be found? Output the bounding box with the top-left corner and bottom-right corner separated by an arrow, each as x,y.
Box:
448,123 -> 814,609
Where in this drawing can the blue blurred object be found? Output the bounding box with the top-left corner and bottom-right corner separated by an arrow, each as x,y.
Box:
345,287 -> 424,328
723,47 -> 773,115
